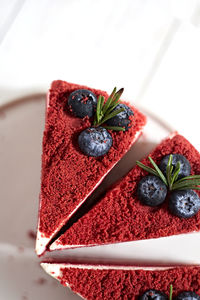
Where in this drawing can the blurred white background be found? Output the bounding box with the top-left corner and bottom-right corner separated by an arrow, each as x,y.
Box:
1,1 -> 200,299
1,0 -> 200,144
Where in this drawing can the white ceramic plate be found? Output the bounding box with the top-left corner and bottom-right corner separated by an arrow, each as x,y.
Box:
1,94 -> 200,300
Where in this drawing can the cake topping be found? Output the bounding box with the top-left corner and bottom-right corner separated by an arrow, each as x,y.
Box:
136,154 -> 200,192
77,87 -> 133,157
93,87 -> 126,131
78,127 -> 112,157
159,154 -> 191,180
105,103 -> 134,131
169,189 -> 200,218
175,291 -> 200,300
136,154 -> 200,218
139,289 -> 168,300
137,175 -> 167,206
68,89 -> 97,118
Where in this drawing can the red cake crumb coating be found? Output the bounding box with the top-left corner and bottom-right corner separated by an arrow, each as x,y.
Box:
36,80 -> 146,255
52,134 -> 200,250
42,263 -> 200,300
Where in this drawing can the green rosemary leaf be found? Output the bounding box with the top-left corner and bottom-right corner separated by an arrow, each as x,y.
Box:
94,95 -> 103,125
136,161 -> 158,176
103,126 -> 125,131
99,96 -> 105,121
148,157 -> 168,186
110,98 -> 120,110
175,186 -> 200,191
97,95 -> 102,115
93,87 -> 125,131
100,95 -> 105,112
116,88 -> 124,98
109,86 -> 117,100
175,175 -> 200,183
99,107 -> 124,125
171,161 -> 181,187
104,93 -> 125,116
102,87 -> 117,114
166,154 -> 173,187
109,102 -> 121,115
169,285 -> 173,300
172,179 -> 200,190
105,102 -> 120,116
174,178 -> 200,186
111,88 -> 124,107
96,95 -> 102,124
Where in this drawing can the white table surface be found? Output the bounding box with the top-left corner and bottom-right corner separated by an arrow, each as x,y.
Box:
1,1 -> 200,299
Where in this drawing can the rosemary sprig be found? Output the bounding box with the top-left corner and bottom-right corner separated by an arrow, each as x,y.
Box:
169,284 -> 173,300
136,154 -> 200,191
135,161 -> 158,176
103,126 -> 126,131
93,87 -> 125,131
148,157 -> 168,186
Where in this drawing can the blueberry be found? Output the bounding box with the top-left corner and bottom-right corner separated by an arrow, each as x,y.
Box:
68,89 -> 97,118
159,154 -> 191,180
175,291 -> 200,300
169,189 -> 200,218
139,289 -> 167,300
78,127 -> 112,157
137,175 -> 167,207
106,103 -> 134,131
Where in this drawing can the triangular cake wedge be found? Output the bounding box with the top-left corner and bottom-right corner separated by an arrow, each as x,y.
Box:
36,80 -> 146,255
41,262 -> 200,299
50,134 -> 200,251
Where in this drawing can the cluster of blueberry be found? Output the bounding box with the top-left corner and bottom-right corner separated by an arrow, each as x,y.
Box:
139,289 -> 200,300
137,154 -> 200,218
67,89 -> 133,157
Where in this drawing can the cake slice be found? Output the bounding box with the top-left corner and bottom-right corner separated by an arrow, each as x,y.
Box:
41,262 -> 200,299
36,80 -> 146,256
50,134 -> 200,251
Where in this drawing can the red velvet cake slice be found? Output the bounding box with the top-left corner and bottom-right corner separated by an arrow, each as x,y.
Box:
36,80 -> 146,255
41,262 -> 200,299
50,134 -> 200,251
